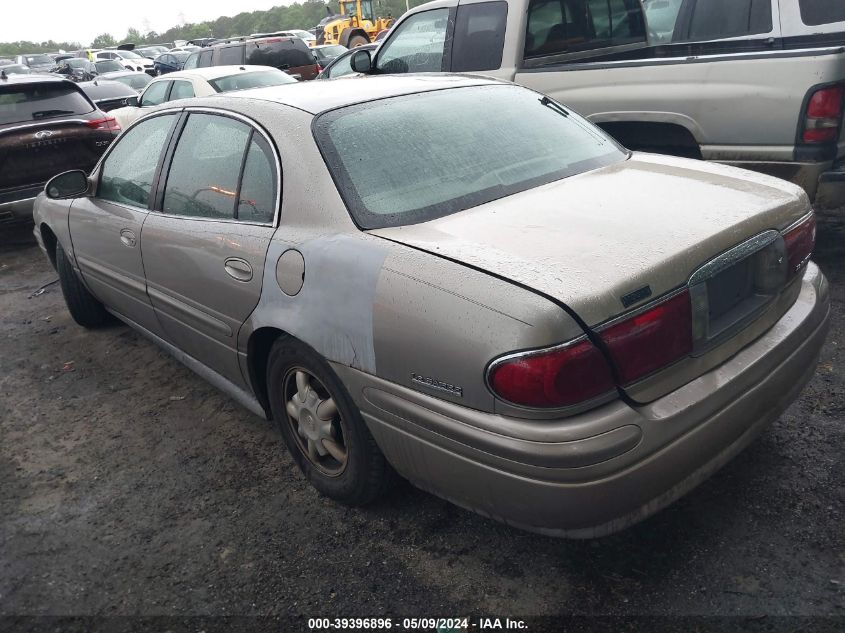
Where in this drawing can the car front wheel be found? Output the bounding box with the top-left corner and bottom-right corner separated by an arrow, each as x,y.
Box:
267,337 -> 392,505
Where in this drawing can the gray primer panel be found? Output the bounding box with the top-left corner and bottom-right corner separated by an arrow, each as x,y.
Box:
251,233 -> 388,374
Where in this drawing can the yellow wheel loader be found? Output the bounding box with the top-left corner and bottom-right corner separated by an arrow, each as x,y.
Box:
316,1 -> 393,48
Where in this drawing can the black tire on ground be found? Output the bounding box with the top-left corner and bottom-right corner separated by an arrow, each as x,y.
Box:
55,241 -> 109,328
347,34 -> 369,48
267,337 -> 393,505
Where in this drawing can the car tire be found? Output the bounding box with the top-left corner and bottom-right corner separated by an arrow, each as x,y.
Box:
55,241 -> 109,328
267,337 -> 393,505
347,35 -> 369,48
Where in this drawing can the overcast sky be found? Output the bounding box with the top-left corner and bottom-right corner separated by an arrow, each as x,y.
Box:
2,0 -> 291,46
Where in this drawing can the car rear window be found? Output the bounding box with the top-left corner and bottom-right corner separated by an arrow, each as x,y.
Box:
314,84 -> 626,229
0,84 -> 93,125
208,69 -> 296,92
113,74 -> 152,90
25,54 -> 53,65
799,0 -> 845,27
245,39 -> 316,70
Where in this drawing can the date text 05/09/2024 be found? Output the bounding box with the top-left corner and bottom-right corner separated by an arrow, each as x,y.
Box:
307,617 -> 528,630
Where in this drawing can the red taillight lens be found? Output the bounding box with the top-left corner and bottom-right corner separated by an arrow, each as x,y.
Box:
488,338 -> 615,408
783,214 -> 816,277
86,116 -> 121,132
803,85 -> 844,143
598,290 -> 692,385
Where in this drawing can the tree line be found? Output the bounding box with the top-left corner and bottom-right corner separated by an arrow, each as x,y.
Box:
0,0 -> 430,57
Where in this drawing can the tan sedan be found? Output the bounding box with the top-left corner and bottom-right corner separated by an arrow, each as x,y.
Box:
33,75 -> 829,537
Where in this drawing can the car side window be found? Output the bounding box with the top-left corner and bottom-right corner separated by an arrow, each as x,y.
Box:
451,1 -> 508,72
198,49 -> 214,68
140,80 -> 170,107
797,0 -> 845,27
162,114 -> 252,219
218,45 -> 244,65
377,8 -> 451,74
183,52 -> 199,69
325,52 -> 355,78
236,135 -> 277,223
524,0 -> 646,58
98,114 -> 176,208
169,80 -> 195,101
677,0 -> 772,42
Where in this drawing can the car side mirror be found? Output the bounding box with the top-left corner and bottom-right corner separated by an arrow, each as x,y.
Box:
46,170 -> 89,199
126,95 -> 139,107
350,49 -> 372,73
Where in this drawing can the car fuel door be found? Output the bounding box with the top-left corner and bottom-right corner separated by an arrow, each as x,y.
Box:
140,112 -> 279,389
68,113 -> 179,337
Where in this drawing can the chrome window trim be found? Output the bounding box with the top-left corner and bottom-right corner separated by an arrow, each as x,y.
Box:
154,105 -> 282,228
1,119 -> 91,133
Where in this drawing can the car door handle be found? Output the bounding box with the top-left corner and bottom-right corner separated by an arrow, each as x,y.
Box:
224,257 -> 253,282
119,229 -> 136,247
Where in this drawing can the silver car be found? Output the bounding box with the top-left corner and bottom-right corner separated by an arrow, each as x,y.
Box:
33,75 -> 830,537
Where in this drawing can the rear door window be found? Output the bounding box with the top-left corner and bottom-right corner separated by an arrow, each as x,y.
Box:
0,84 -> 93,125
451,1 -> 508,72
169,80 -> 195,101
525,0 -> 646,59
99,114 -> 176,208
677,0 -> 773,41
376,8 -> 451,73
798,0 -> 845,27
162,113 -> 252,219
198,49 -> 214,68
218,45 -> 244,65
236,135 -> 277,223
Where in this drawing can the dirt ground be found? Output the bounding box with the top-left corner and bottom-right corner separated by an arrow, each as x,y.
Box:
1,212 -> 844,632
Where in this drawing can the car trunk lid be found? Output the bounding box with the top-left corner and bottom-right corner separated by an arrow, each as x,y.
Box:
371,153 -> 811,402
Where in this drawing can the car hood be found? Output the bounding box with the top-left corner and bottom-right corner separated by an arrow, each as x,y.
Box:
370,153 -> 810,327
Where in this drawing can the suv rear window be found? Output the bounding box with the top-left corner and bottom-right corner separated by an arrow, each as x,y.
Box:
208,69 -> 296,92
314,84 -> 626,229
245,39 -> 316,70
799,0 -> 845,27
0,84 -> 93,125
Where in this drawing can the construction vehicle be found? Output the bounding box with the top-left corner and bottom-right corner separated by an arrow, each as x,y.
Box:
316,1 -> 393,49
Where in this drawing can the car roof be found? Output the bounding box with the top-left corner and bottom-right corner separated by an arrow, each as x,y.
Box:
154,65 -> 281,81
216,73 -> 504,115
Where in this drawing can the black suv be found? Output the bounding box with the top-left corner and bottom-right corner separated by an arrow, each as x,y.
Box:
183,35 -> 319,80
0,74 -> 120,225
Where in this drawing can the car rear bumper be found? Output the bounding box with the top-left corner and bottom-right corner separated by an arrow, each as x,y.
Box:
334,263 -> 830,538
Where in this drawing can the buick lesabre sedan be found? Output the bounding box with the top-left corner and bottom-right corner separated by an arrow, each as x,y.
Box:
33,75 -> 829,537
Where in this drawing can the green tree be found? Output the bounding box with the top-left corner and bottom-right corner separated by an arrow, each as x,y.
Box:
91,33 -> 116,48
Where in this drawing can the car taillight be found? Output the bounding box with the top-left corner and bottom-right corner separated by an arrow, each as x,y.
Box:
86,116 -> 121,132
802,84 -> 844,143
783,213 -> 816,277
488,338 -> 615,408
598,290 -> 692,386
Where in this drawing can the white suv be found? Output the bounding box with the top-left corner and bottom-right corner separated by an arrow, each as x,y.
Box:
94,50 -> 154,75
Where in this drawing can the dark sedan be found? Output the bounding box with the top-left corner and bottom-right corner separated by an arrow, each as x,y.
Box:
0,75 -> 120,225
77,79 -> 139,112
153,51 -> 191,75
53,58 -> 97,82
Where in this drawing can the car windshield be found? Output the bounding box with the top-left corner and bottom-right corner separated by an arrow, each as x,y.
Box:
112,73 -> 152,90
209,69 -> 297,92
95,60 -> 124,73
314,84 -> 627,229
314,45 -> 347,60
0,84 -> 93,124
25,54 -> 53,65
119,50 -> 143,59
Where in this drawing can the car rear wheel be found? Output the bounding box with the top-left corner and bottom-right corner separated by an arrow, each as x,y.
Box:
267,337 -> 392,505
55,241 -> 109,328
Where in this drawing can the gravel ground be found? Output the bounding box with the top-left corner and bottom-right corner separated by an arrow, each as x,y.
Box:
1,213 -> 843,632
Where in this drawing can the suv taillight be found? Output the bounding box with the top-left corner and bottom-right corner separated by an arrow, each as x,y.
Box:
783,213 -> 816,277
598,290 -> 692,385
488,338 -> 615,408
802,84 -> 844,143
86,116 -> 120,132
